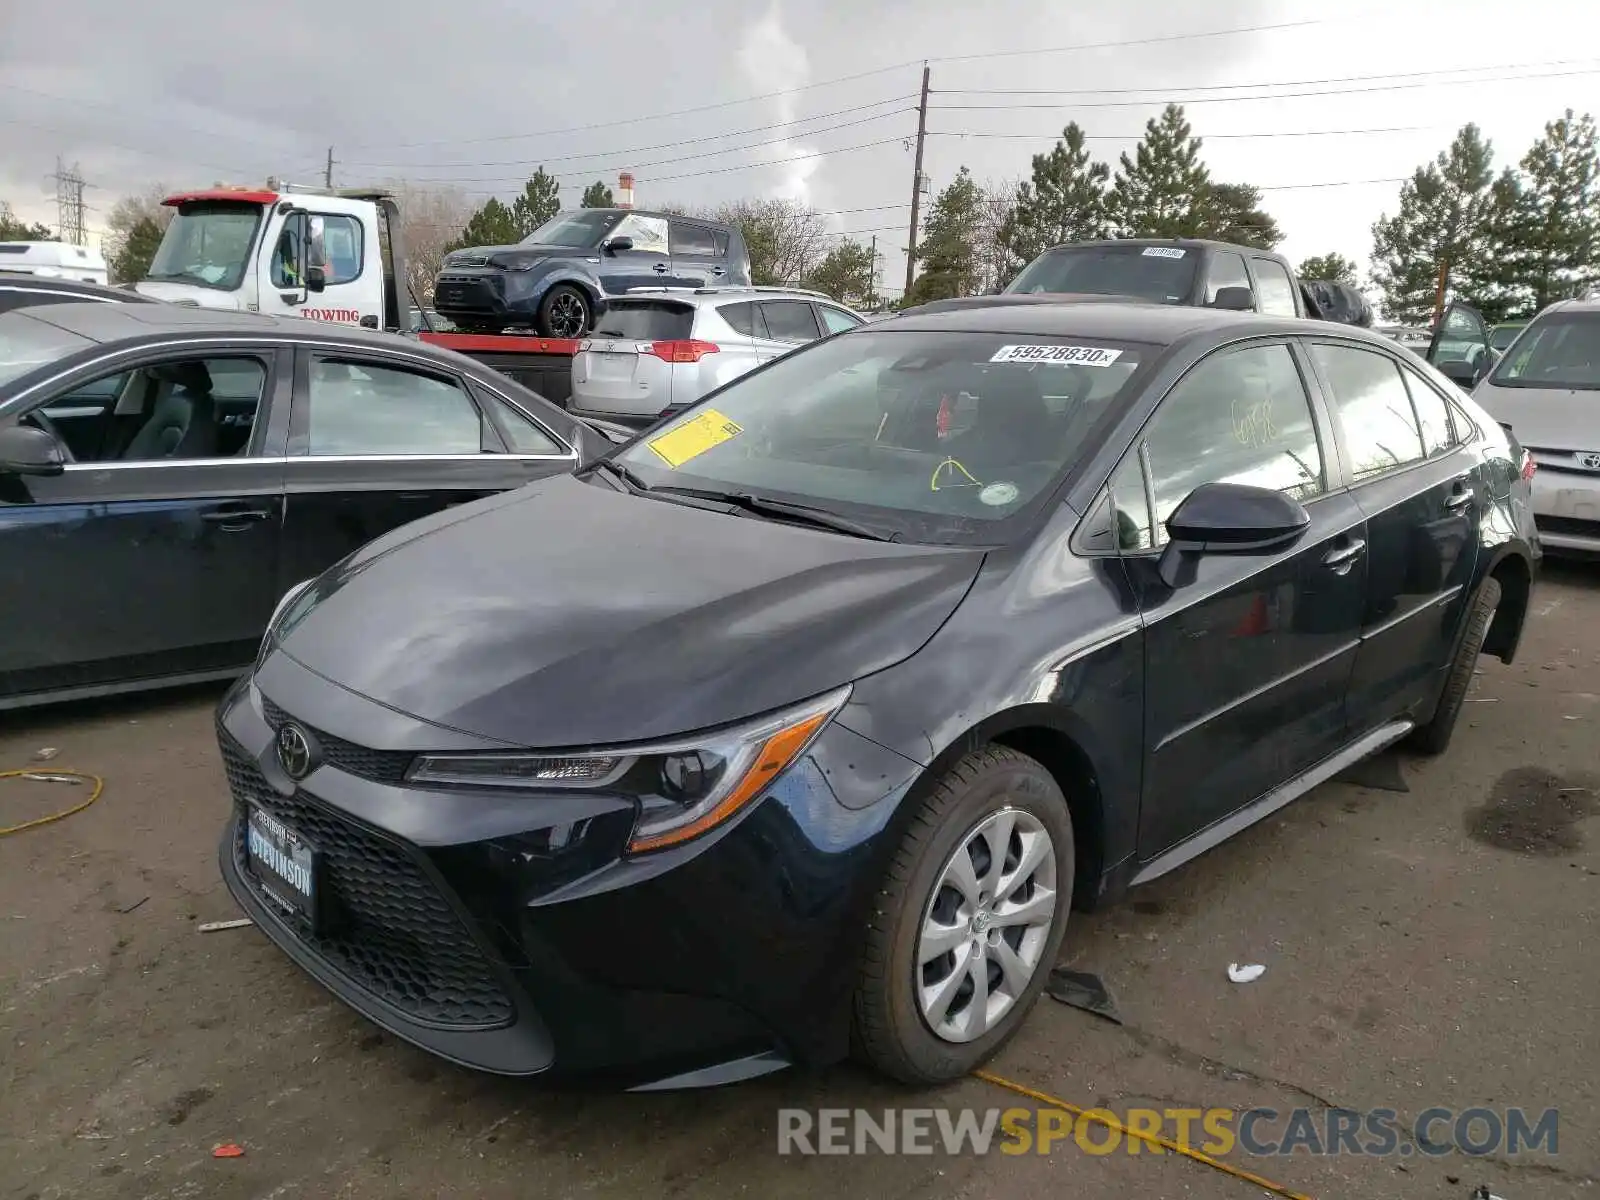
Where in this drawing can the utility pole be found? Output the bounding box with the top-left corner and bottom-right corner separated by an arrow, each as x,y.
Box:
869,234 -> 879,309
903,63 -> 931,299
49,158 -> 89,246
324,147 -> 335,189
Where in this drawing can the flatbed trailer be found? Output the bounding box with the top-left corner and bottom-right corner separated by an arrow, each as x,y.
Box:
418,332 -> 580,407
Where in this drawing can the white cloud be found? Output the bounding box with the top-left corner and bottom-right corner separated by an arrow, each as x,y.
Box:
736,4 -> 824,207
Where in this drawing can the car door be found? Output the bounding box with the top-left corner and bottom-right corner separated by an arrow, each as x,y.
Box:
668,220 -> 728,288
1200,250 -> 1255,310
279,347 -> 577,589
597,213 -> 673,296
753,299 -> 824,362
1304,338 -> 1483,728
0,345 -> 289,701
1110,339 -> 1368,858
257,209 -> 376,327
1424,300 -> 1493,389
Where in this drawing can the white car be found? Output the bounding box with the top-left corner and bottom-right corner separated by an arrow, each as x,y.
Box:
569,286 -> 867,427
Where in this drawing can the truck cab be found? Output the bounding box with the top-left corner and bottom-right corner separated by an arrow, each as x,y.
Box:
134,185 -> 402,331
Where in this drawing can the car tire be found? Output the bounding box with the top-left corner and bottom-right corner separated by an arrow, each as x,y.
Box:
537,285 -> 592,339
1408,575 -> 1502,756
852,745 -> 1074,1085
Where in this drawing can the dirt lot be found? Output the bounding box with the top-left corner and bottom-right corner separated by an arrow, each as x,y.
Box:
3,564 -> 1598,1200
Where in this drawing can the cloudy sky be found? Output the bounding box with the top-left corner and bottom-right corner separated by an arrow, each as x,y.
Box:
3,0 -> 1598,295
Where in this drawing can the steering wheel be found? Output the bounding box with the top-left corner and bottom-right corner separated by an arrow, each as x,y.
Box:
26,409 -> 76,463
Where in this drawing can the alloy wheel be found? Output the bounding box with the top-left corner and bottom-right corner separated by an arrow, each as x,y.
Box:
915,807 -> 1058,1044
548,292 -> 587,338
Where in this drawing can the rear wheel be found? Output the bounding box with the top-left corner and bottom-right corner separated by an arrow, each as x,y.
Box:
538,285 -> 592,339
852,746 -> 1073,1084
1409,575 -> 1502,756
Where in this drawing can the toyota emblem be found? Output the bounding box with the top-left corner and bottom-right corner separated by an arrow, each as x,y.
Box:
276,723 -> 314,780
1577,451 -> 1600,471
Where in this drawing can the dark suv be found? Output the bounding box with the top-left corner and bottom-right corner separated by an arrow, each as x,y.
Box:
432,209 -> 753,339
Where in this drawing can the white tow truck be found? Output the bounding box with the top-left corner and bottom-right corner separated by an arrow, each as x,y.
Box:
134,182 -> 582,403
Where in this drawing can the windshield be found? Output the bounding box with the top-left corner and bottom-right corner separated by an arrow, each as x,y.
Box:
146,203 -> 263,290
613,330 -> 1152,544
1490,312 -> 1600,390
523,210 -> 621,248
0,311 -> 94,389
1490,323 -> 1524,352
1005,244 -> 1198,304
594,300 -> 694,340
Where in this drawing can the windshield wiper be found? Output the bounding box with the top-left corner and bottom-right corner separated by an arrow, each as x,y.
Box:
582,458 -> 652,493
657,487 -> 896,541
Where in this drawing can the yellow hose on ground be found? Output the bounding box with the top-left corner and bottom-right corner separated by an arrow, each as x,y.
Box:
0,769 -> 105,836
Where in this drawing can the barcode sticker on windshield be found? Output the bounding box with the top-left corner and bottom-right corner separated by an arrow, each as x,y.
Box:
1141,246 -> 1186,258
989,344 -> 1123,367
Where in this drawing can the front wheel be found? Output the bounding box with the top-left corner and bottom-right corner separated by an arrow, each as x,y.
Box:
537,284 -> 592,339
852,746 -> 1074,1084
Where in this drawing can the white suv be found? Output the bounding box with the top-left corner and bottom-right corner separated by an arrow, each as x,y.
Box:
569,286 -> 866,427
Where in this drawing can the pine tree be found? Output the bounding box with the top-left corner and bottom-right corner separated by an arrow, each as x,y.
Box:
1297,253 -> 1360,284
1370,124 -> 1495,327
580,181 -> 614,208
807,240 -> 877,308
1193,182 -> 1282,249
107,216 -> 165,283
446,198 -> 520,251
1107,105 -> 1211,238
1509,110 -> 1600,311
509,169 -> 561,237
0,203 -> 53,241
1461,168 -> 1534,322
1002,123 -> 1110,264
906,167 -> 984,304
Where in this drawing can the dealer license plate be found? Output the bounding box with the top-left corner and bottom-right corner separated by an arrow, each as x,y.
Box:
245,806 -> 319,930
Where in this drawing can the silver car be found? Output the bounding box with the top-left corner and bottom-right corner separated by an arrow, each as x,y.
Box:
568,286 -> 867,426
1468,298 -> 1600,554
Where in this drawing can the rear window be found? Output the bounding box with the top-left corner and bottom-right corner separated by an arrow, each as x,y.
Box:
1006,244 -> 1199,304
593,301 -> 694,341
1490,312 -> 1600,390
718,301 -> 761,337
0,311 -> 94,388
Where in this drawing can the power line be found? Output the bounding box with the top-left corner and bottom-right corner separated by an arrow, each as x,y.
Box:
929,125 -> 1434,142
337,95 -> 915,170
342,13 -> 1360,152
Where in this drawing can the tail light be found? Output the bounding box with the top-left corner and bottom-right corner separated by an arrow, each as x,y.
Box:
642,340 -> 720,363
1521,449 -> 1537,481
578,339 -> 594,351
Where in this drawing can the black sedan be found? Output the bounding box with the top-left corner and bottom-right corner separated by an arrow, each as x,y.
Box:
0,273 -> 154,314
216,301 -> 1538,1089
0,302 -> 614,709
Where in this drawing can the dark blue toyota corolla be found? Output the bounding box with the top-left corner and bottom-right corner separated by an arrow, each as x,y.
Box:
216,301 -> 1539,1089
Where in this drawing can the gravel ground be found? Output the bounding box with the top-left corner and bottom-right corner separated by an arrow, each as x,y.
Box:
3,563 -> 1596,1200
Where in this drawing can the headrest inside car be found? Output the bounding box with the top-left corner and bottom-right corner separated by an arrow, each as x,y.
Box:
147,361 -> 213,392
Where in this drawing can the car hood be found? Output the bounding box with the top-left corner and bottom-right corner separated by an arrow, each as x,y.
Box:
447,243 -> 577,264
1474,380 -> 1600,451
276,475 -> 984,747
131,281 -> 243,309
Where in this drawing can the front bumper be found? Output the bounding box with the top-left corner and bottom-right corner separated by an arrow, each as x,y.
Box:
1530,465 -> 1600,554
433,269 -> 541,324
213,661 -> 919,1084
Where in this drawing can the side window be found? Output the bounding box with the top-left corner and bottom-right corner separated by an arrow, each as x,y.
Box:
711,229 -> 730,255
476,389 -> 563,454
305,359 -> 488,456
1143,343 -> 1325,544
32,356 -> 267,463
669,222 -> 719,256
1309,343 -> 1425,479
312,215 -> 364,285
270,215 -> 303,289
817,305 -> 863,335
718,301 -> 762,337
760,300 -> 821,343
612,215 -> 669,255
1203,252 -> 1252,306
1399,363 -> 1460,455
1109,452 -> 1154,551
1252,260 -> 1298,317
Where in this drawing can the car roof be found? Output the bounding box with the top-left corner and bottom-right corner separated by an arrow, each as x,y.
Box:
876,299 -> 1388,347
0,275 -> 150,304
613,286 -> 852,308
13,302 -> 421,349
1544,298 -> 1600,316
1030,237 -> 1287,258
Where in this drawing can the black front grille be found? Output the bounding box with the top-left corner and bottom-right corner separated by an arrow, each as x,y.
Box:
259,697 -> 414,786
220,731 -> 514,1030
1536,514 -> 1600,539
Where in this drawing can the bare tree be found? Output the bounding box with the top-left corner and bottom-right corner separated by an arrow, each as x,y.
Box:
103,184 -> 175,280
703,198 -> 828,285
975,178 -> 1022,294
384,181 -> 474,304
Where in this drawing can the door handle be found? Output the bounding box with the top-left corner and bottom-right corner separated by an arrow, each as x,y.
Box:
201,506 -> 270,528
652,263 -> 669,274
1322,537 -> 1366,574
1443,484 -> 1474,511
710,267 -> 726,276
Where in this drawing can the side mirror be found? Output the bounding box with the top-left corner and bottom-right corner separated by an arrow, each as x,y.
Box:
1156,482 -> 1310,587
1210,286 -> 1255,312
0,424 -> 67,476
603,236 -> 634,254
305,264 -> 327,293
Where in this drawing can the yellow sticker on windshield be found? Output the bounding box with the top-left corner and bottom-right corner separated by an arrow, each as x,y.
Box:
647,409 -> 743,468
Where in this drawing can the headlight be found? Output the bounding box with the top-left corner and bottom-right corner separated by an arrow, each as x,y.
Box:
406,685 -> 851,855
487,252 -> 545,270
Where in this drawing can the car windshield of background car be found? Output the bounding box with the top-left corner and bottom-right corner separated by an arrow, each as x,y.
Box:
1006,244 -> 1199,304
522,210 -> 623,248
0,312 -> 94,389
1491,312 -> 1600,390
613,329 -> 1150,543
